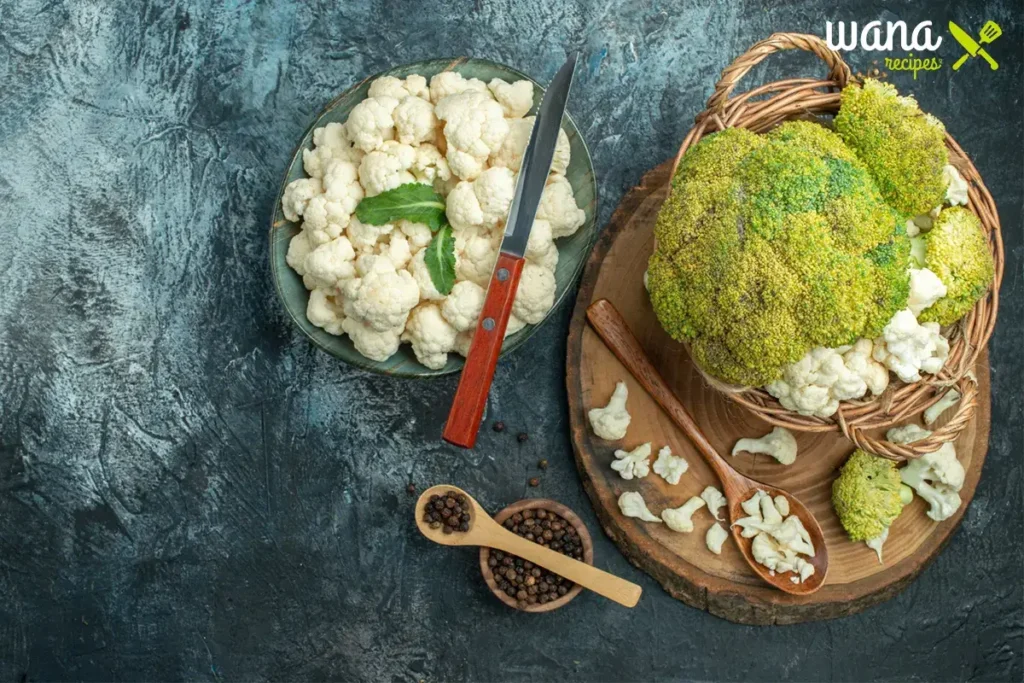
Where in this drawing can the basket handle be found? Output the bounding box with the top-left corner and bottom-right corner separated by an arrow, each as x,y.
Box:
705,32 -> 852,116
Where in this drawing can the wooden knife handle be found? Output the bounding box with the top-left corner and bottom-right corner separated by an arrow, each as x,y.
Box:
443,252 -> 525,448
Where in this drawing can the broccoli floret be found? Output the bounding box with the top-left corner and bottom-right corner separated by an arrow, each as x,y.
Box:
832,449 -> 905,542
648,121 -> 908,386
917,207 -> 995,325
835,79 -> 948,217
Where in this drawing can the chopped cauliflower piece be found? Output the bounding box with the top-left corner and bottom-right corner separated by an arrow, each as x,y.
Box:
306,288 -> 346,335
281,177 -> 323,222
618,491 -> 661,523
368,75 -> 430,101
402,303 -> 458,370
358,141 -> 417,197
435,90 -> 510,181
907,268 -> 948,316
887,423 -> 933,444
923,389 -> 961,425
491,117 -> 571,175
738,490 -> 816,583
731,427 -> 798,466
611,442 -> 651,481
706,523 -> 729,555
652,446 -> 689,485
766,342 -> 887,419
487,78 -> 535,118
341,317 -> 402,361
587,381 -> 630,441
346,218 -> 394,254
410,249 -> 449,302
456,233 -> 498,288
341,259 -> 420,332
942,164 -> 969,206
536,175 -> 585,238
525,219 -> 559,272
872,309 -> 949,383
398,220 -> 433,253
393,95 -> 438,146
303,236 -> 357,290
345,96 -> 400,152
773,495 -> 790,518
866,526 -> 889,564
446,167 -> 516,232
661,497 -> 706,533
322,159 -> 364,215
410,144 -> 451,185
900,441 -> 965,521
428,71 -> 489,104
286,231 -> 314,277
511,263 -> 556,324
701,486 -> 727,521
440,280 -> 485,332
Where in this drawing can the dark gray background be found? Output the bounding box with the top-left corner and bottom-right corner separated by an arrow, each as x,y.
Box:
0,0 -> 1021,680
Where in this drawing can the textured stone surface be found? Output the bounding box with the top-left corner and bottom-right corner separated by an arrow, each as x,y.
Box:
0,0 -> 1021,680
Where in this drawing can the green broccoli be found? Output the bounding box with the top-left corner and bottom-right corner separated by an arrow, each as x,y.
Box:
832,449 -> 906,542
648,121 -> 908,386
916,207 -> 995,325
834,79 -> 948,217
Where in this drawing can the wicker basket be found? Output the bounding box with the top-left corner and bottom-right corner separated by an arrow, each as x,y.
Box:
671,33 -> 1004,461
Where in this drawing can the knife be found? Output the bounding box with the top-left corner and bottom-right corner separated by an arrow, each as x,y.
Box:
950,21 -> 999,71
442,54 -> 578,448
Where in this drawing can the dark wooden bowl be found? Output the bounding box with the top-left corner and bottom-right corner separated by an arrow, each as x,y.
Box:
479,498 -> 594,613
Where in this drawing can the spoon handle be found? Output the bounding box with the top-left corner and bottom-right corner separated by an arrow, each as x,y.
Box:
585,299 -> 745,493
481,518 -> 642,607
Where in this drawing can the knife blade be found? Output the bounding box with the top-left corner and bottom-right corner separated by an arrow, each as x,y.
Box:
442,54 -> 579,449
949,21 -> 980,56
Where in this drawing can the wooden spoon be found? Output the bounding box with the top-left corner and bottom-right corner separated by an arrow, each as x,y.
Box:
415,484 -> 643,607
586,298 -> 829,595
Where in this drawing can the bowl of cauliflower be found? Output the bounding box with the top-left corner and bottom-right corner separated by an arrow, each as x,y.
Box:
270,58 -> 597,376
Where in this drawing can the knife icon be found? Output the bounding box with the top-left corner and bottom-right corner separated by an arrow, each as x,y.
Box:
950,20 -> 1000,71
442,54 -> 578,449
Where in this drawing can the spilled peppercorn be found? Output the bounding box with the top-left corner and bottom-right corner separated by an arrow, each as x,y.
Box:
422,490 -> 472,534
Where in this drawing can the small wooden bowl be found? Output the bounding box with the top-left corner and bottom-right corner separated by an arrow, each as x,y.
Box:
479,499 -> 594,613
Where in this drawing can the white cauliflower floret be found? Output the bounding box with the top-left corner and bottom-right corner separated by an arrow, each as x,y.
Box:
943,164 -> 969,206
303,135 -> 363,180
375,233 -> 412,270
652,446 -> 688,485
410,144 -> 451,185
701,486 -> 727,522
435,90 -> 509,180
322,159 -> 364,215
440,280 -> 485,332
346,218 -> 394,253
505,314 -> 526,337
345,96 -> 399,152
445,180 -> 486,232
456,234 -> 498,287
302,195 -> 351,247
428,71 -> 489,103
907,268 -> 948,316
767,343 -> 887,419
537,175 -> 585,238
706,523 -> 729,554
842,339 -> 890,397
774,495 -> 790,517
445,167 -> 516,232
312,122 -> 349,153
587,381 -> 630,440
525,219 -> 559,271
731,426 -> 798,466
873,309 -> 949,383
737,491 -> 816,581
618,491 -> 661,523
402,303 -> 458,370
281,177 -> 323,222
611,442 -> 651,480
286,231 -> 314,277
341,317 -> 401,362
368,75 -> 430,101
342,260 -> 419,332
410,249 -> 448,301
399,220 -> 433,253
511,263 -> 556,324
303,236 -> 356,290
306,288 -> 346,335
866,526 -> 889,564
487,78 -> 535,118
924,389 -> 962,425
358,141 -> 417,197
661,497 -> 706,533
393,95 -> 438,146
491,117 -> 571,175
900,441 -> 965,521
453,330 -> 473,357
887,423 -> 933,444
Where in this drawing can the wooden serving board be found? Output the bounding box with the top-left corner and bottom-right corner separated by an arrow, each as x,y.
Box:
565,161 -> 992,625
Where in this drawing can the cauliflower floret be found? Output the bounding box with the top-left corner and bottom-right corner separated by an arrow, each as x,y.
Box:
311,122 -> 350,154
281,177 -> 323,222
924,389 -> 961,425
321,159 -> 364,216
428,71 -> 489,104
303,135 -> 364,180
286,231 -> 314,277
393,95 -> 438,146
445,167 -> 516,232
435,90 -> 510,180
872,309 -> 949,383
618,491 -> 661,523
345,96 -> 399,152
303,236 -> 357,290
731,426 -> 798,466
306,288 -> 346,335
410,144 -> 451,185
491,117 -> 571,175
511,263 -> 556,324
346,218 -> 394,253
302,195 -> 352,247
341,317 -> 401,362
611,442 -> 651,480
767,343 -> 887,419
900,441 -> 965,521
505,314 -> 526,337
410,249 -> 448,301
487,78 -> 535,118
587,381 -> 630,440
445,180 -> 485,232
942,164 -> 969,206
358,141 -> 417,197
525,219 -> 559,272
652,446 -> 688,485
536,175 -> 585,238
453,329 -> 473,357
398,220 -> 433,253
865,526 -> 889,564
440,280 -> 485,332
843,339 -> 890,397
402,303 -> 458,370
737,491 -> 816,581
375,233 -> 412,271
456,233 -> 498,287
661,497 -> 706,533
886,423 -> 933,444
368,75 -> 430,101
342,260 -> 419,332
706,523 -> 729,555
701,486 -> 727,522
907,268 -> 948,316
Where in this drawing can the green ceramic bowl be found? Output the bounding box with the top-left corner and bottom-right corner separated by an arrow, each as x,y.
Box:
269,57 -> 598,377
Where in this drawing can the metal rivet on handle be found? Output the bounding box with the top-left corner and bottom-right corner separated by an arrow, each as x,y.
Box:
482,318 -> 495,331
497,268 -> 510,282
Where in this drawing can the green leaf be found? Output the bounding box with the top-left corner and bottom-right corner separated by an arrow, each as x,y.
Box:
354,183 -> 447,231
424,224 -> 457,295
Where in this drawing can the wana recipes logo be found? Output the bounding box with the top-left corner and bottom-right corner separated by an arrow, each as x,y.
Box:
825,19 -> 1003,78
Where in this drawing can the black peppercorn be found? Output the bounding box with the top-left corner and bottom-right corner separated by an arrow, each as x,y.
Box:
538,459 -> 548,470
528,477 -> 540,487
493,421 -> 505,432
517,432 -> 528,443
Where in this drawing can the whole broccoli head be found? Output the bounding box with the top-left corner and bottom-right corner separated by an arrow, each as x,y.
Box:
832,449 -> 905,541
834,79 -> 949,217
915,207 -> 995,325
648,121 -> 908,386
